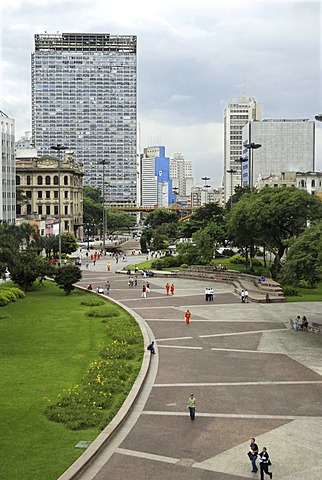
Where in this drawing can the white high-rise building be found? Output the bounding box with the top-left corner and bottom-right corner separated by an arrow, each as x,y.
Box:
223,95 -> 261,203
242,119 -> 315,187
0,110 -> 16,223
31,33 -> 137,207
170,152 -> 194,196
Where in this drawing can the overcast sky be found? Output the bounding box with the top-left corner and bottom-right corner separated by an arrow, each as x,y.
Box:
1,0 -> 321,187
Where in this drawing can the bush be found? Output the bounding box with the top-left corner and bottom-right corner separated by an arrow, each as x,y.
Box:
283,285 -> 299,296
229,254 -> 262,266
1,287 -> 25,299
80,300 -> 104,307
298,280 -> 311,289
151,256 -> 181,270
0,294 -> 9,306
180,264 -> 189,269
85,307 -> 120,318
0,290 -> 17,303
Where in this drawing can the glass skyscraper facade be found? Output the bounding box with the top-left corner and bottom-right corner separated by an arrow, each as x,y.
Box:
31,33 -> 137,206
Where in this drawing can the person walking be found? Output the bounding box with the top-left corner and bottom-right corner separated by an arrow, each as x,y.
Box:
107,262 -> 111,272
205,287 -> 210,301
185,309 -> 191,324
146,281 -> 150,293
241,289 -> 245,303
170,283 -> 175,295
245,289 -> 249,303
247,437 -> 259,473
258,447 -> 273,479
86,260 -> 89,269
141,284 -> 147,298
187,393 -> 196,421
165,282 -> 170,295
105,281 -> 110,295
147,341 -> 155,354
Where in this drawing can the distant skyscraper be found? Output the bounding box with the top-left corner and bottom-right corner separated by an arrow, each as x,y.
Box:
242,119 -> 315,187
0,110 -> 16,223
140,146 -> 172,207
223,95 -> 261,203
170,152 -> 194,196
31,33 -> 137,206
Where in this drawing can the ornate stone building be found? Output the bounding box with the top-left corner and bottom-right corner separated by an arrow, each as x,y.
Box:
16,151 -> 83,238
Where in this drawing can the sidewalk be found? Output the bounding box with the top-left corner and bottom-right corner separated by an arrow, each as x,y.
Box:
66,256 -> 322,480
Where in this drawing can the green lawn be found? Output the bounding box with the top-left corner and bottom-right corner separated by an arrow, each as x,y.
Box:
0,281 -> 142,480
285,282 -> 322,302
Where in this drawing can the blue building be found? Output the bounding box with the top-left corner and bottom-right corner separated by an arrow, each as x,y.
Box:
141,146 -> 173,206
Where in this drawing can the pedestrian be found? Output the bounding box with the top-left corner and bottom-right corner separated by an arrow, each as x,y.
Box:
205,287 -> 210,301
247,437 -> 259,473
93,259 -> 96,266
146,281 -> 150,293
134,275 -> 138,286
209,287 -> 214,301
187,393 -> 196,421
258,447 -> 272,479
245,289 -> 249,303
170,283 -> 175,295
147,341 -> 155,354
165,282 -> 170,295
241,289 -> 245,303
86,261 -> 89,269
141,285 -> 147,298
105,281 -> 110,295
107,262 -> 111,272
185,308 -> 191,324
87,284 -> 93,291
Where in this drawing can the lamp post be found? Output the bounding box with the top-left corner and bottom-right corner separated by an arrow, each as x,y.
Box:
226,168 -> 237,209
244,143 -> 261,191
100,160 -> 107,252
50,144 -> 68,266
201,176 -> 211,204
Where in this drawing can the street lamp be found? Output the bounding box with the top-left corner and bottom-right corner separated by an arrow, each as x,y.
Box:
50,144 -> 68,266
244,143 -> 261,191
100,160 -> 107,252
226,168 -> 237,208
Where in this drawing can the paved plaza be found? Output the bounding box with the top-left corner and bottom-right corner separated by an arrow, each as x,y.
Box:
71,255 -> 322,480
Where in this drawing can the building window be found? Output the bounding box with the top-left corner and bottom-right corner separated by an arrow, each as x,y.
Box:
45,175 -> 51,185
54,206 -> 58,215
37,175 -> 43,185
37,191 -> 43,199
27,204 -> 31,215
54,191 -> 58,199
311,179 -> 315,188
64,205 -> 68,215
54,176 -> 59,185
64,176 -> 68,186
38,205 -> 43,215
64,221 -> 69,230
16,175 -> 21,186
26,191 -> 32,199
46,191 -> 50,199
16,205 -> 21,215
64,191 -> 68,199
46,205 -> 50,215
27,175 -> 31,185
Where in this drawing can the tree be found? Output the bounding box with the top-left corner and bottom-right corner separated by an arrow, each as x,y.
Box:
54,264 -> 82,295
144,209 -> 178,229
280,221 -> 322,288
10,252 -> 54,291
105,210 -> 136,235
180,203 -> 225,238
61,233 -> 78,255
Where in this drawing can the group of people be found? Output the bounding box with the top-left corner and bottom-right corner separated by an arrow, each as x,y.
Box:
204,287 -> 214,301
86,282 -> 110,295
128,276 -> 138,287
165,282 -> 175,295
291,315 -> 308,331
248,437 -> 273,479
241,289 -> 249,303
141,282 -> 151,297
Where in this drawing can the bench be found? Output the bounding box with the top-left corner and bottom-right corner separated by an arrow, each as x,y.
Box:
309,322 -> 322,334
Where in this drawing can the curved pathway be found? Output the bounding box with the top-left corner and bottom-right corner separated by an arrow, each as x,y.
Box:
71,255 -> 322,480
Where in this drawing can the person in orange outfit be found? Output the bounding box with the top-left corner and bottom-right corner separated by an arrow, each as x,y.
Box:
165,282 -> 170,295
107,262 -> 111,272
185,309 -> 191,324
170,283 -> 175,295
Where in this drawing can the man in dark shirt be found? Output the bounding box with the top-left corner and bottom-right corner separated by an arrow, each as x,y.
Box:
247,437 -> 259,472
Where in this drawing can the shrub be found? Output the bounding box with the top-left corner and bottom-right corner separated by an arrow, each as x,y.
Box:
298,280 -> 311,289
1,287 -> 25,299
180,264 -> 189,269
85,307 -> 120,318
0,295 -> 9,307
229,254 -> 262,266
0,290 -> 17,303
283,285 -> 299,296
80,300 -> 104,307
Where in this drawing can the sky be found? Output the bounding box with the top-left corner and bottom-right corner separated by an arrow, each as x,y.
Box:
1,0 -> 321,188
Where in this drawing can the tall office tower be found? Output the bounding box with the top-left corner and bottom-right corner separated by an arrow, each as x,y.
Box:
31,33 -> 137,207
242,119 -> 315,188
140,146 -> 172,207
223,95 -> 261,203
170,152 -> 194,196
0,110 -> 16,223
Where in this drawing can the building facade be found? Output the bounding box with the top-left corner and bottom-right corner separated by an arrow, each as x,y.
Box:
31,33 -> 137,207
223,95 -> 261,202
0,110 -> 16,223
140,146 -> 173,207
257,171 -> 322,199
170,152 -> 194,197
16,151 -> 83,238
242,119 -> 315,188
